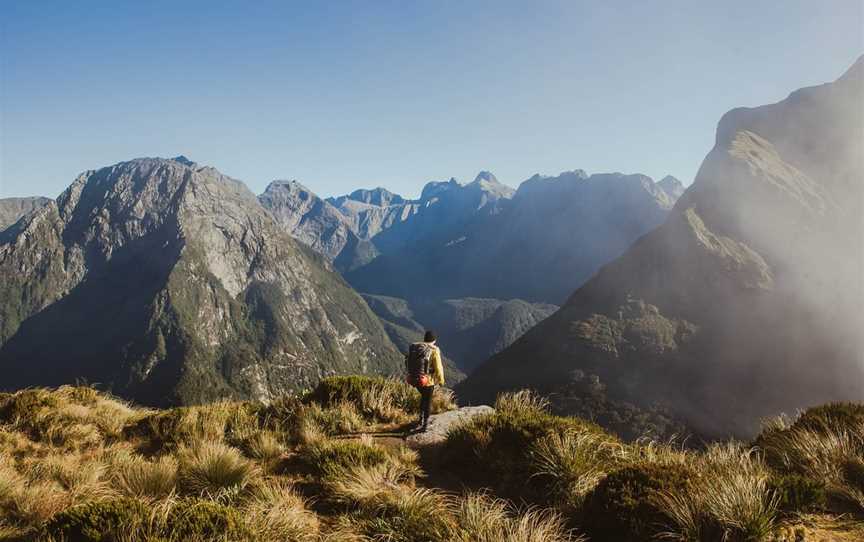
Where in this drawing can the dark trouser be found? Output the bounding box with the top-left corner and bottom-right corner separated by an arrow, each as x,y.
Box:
418,385 -> 434,426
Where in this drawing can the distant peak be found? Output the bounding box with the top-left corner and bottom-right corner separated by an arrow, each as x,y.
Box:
657,175 -> 685,200
472,171 -> 499,184
173,155 -> 196,166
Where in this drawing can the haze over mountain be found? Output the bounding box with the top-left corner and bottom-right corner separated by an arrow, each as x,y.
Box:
261,168 -> 680,373
460,57 -> 864,437
348,171 -> 682,304
0,157 -> 401,405
0,196 -> 51,230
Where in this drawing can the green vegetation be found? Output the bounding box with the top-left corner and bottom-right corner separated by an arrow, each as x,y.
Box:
0,382 -> 861,541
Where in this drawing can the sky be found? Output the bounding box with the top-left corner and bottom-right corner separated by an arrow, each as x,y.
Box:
1,1 -> 862,199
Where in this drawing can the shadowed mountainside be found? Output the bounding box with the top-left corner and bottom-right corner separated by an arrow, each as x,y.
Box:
0,157 -> 402,405
459,57 -> 864,438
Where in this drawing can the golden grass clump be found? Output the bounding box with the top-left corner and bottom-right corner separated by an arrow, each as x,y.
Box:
242,479 -> 319,541
455,492 -> 583,542
529,429 -> 624,508
0,386 -> 140,449
178,440 -> 259,498
655,444 -> 780,541
109,452 -> 178,501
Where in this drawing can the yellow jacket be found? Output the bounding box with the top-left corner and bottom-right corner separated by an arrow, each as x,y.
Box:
427,344 -> 445,387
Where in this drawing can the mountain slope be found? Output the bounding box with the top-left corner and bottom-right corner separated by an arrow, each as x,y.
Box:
0,157 -> 401,405
347,172 -> 681,304
459,58 -> 864,437
0,196 -> 51,230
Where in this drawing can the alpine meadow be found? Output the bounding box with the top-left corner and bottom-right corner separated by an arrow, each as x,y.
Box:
1,2 -> 862,541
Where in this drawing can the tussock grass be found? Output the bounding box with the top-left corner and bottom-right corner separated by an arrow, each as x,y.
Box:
455,493 -> 583,542
110,452 -> 178,501
529,429 -> 624,508
655,444 -> 780,541
756,404 -> 864,513
242,479 -> 319,541
178,440 -> 258,497
0,385 -> 861,541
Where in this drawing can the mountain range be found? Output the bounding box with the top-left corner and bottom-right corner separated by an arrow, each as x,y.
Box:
459,57 -> 864,437
0,158 -> 401,405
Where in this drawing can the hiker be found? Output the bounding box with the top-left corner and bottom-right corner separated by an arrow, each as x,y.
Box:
405,330 -> 445,432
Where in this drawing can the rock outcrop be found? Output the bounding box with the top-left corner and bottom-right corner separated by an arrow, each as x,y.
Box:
0,157 -> 402,405
459,57 -> 864,437
405,405 -> 494,448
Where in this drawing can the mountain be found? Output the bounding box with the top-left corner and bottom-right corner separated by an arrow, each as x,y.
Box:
0,196 -> 51,230
347,171 -> 680,304
262,172 -> 514,273
361,294 -> 557,375
459,58 -> 864,437
0,157 -> 401,405
258,180 -> 380,271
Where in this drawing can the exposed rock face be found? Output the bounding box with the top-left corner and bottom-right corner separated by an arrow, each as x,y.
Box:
0,157 -> 401,405
258,180 -> 379,271
347,171 -> 678,304
459,58 -> 864,437
0,197 -> 51,230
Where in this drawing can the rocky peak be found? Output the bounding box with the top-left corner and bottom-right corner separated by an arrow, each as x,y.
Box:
0,158 -> 401,405
657,175 -> 685,200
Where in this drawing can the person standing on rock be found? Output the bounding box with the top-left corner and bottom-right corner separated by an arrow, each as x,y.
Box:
405,330 -> 445,432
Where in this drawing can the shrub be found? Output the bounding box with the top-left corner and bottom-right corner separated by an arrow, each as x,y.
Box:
581,463 -> 694,541
769,474 -> 828,513
41,498 -> 148,542
178,440 -> 257,497
163,498 -> 249,540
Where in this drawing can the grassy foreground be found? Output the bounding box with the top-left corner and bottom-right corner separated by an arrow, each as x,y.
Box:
0,378 -> 861,541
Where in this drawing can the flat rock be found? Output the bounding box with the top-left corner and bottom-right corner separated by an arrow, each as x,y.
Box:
405,405 -> 494,448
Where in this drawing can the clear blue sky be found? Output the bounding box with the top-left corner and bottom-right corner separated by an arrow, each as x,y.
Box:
1,1 -> 861,199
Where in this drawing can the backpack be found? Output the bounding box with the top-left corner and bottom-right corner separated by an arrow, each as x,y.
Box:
405,342 -> 435,387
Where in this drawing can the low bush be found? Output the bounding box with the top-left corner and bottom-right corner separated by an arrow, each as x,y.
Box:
769,473 -> 828,513
163,498 -> 250,540
41,498 -> 148,542
581,463 -> 694,541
